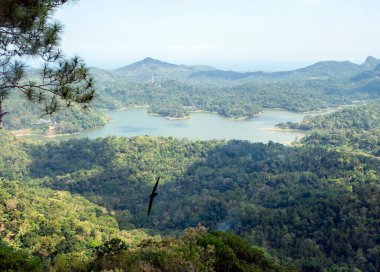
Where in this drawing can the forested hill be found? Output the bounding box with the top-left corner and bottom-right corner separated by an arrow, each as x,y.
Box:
3,56 -> 380,132
91,56 -> 380,119
2,130 -> 380,271
277,102 -> 380,156
98,56 -> 380,84
0,132 -> 294,271
277,102 -> 380,131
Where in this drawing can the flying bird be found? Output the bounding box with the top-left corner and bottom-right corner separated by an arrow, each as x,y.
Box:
148,176 -> 160,216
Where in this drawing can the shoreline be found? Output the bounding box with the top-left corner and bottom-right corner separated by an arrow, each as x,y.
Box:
117,105 -> 150,111
107,103 -> 350,121
166,115 -> 191,120
43,132 -> 80,138
259,127 -> 300,132
111,106 -> 263,121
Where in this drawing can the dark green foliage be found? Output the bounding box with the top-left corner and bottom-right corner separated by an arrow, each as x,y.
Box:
197,231 -> 292,272
0,241 -> 41,272
2,96 -> 380,271
277,102 -> 380,155
302,128 -> 380,156
90,227 -> 294,272
277,102 -> 380,131
94,238 -> 129,257
2,132 -> 377,271
0,176 -> 149,266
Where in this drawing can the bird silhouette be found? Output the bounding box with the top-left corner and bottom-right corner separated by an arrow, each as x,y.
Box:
148,176 -> 160,216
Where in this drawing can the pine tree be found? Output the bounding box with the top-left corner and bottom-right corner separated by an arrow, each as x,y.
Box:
0,0 -> 95,128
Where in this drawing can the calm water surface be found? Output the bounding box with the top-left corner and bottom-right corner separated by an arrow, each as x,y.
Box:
60,108 -> 323,143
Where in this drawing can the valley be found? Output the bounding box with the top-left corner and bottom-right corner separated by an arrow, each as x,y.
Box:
2,100 -> 380,271
2,57 -> 380,272
2,1 -> 380,271
3,56 -> 380,135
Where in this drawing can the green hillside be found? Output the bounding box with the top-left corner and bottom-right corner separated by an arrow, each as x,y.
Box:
1,132 -> 294,271
2,56 -> 380,131
87,56 -> 380,119
2,123 -> 380,271
3,1 -> 380,271
277,102 -> 380,131
277,102 -> 380,156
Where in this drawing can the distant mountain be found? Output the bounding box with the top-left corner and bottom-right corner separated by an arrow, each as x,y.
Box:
361,56 -> 380,70
190,59 -> 372,82
351,57 -> 380,82
112,57 -> 217,83
288,60 -> 364,80
90,67 -> 123,83
116,57 -> 178,71
86,56 -> 380,86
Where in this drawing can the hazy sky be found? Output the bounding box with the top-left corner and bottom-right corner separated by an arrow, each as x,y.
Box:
54,0 -> 380,71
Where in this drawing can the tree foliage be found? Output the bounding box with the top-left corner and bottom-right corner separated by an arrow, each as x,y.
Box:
90,226 -> 294,272
1,131 -> 379,271
0,0 -> 95,127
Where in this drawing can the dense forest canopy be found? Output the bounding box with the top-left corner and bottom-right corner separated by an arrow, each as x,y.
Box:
277,101 -> 380,156
1,133 -> 299,271
2,98 -> 380,272
277,102 -> 380,131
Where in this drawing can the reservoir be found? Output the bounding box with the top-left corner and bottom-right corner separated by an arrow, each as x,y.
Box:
62,108 -> 319,143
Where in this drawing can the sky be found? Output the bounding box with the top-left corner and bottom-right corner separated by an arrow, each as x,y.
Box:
53,0 -> 380,71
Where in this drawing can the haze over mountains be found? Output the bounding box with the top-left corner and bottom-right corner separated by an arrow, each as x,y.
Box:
91,56 -> 380,85
87,55 -> 380,120
7,55 -> 380,133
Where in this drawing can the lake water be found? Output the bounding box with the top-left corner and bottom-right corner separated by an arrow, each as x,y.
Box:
61,108 -> 320,143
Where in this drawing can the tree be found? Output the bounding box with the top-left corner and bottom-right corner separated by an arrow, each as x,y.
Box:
94,238 -> 129,258
0,0 -> 95,128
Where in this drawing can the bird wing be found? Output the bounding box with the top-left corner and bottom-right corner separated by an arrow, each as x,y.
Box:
151,176 -> 160,194
148,177 -> 160,216
148,196 -> 154,216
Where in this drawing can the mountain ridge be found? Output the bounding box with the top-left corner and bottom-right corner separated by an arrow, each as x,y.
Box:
361,55 -> 380,69
94,56 -> 380,84
114,56 -> 379,73
116,57 -> 178,71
